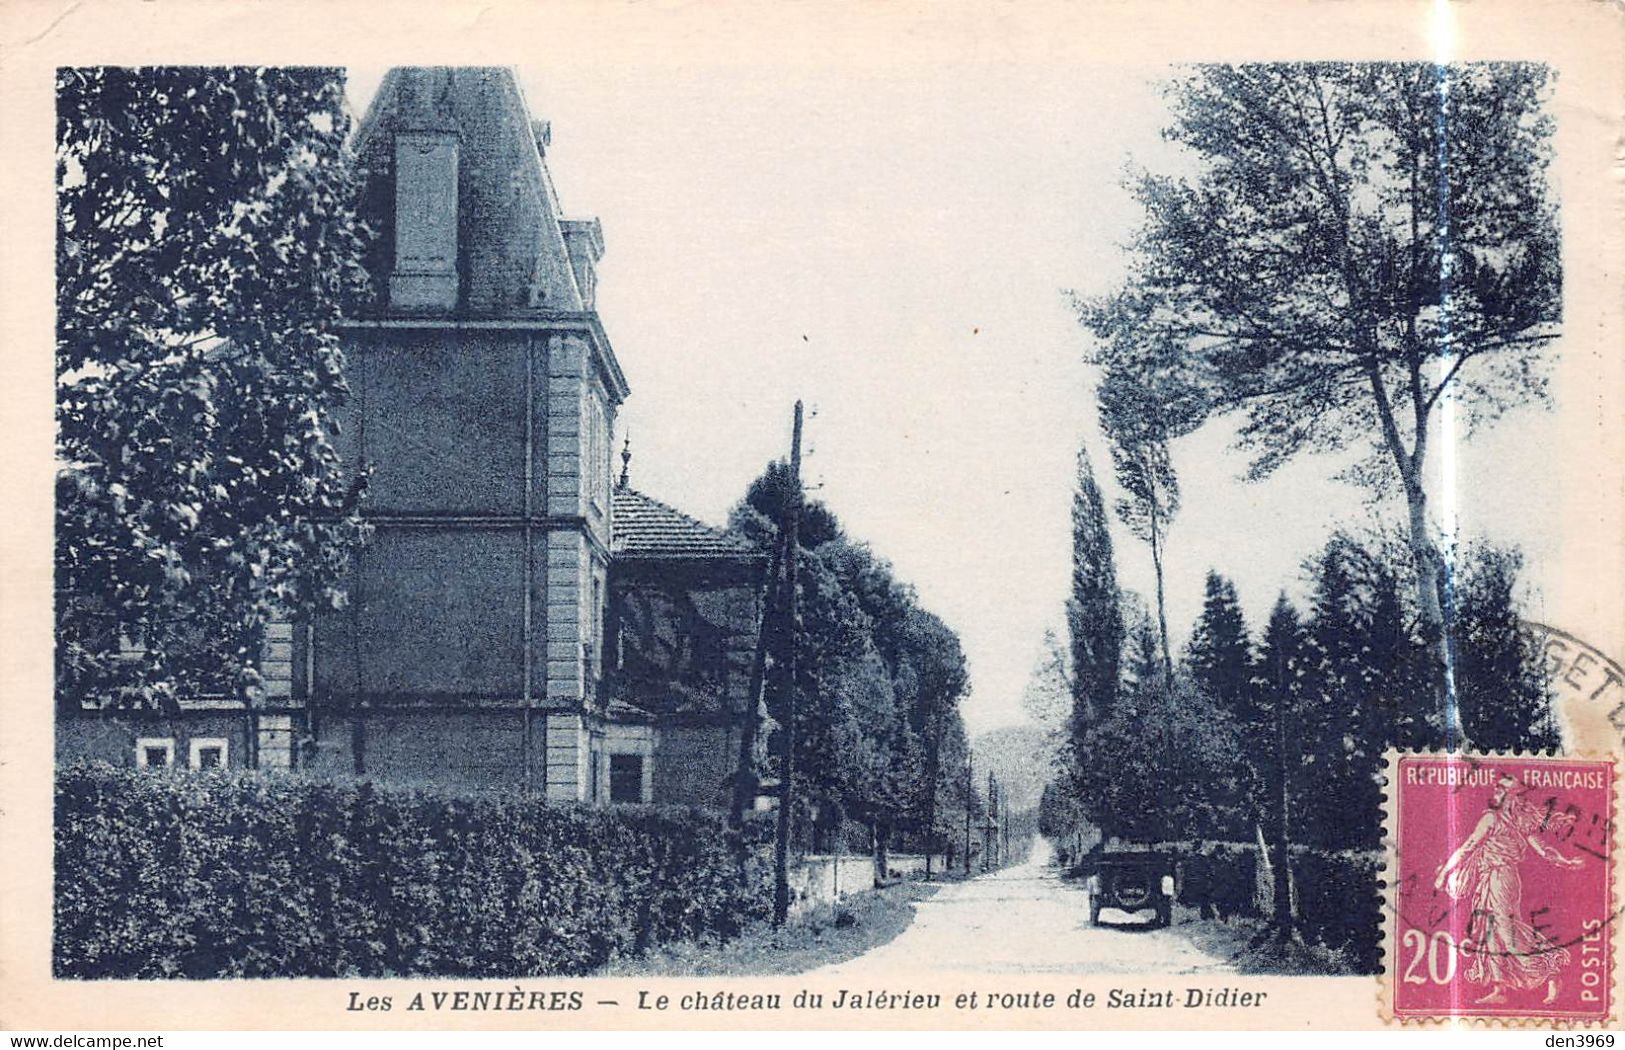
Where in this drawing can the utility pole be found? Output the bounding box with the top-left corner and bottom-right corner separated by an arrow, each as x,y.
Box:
997,779 -> 1005,868
988,780 -> 1001,871
771,401 -> 804,927
963,749 -> 974,876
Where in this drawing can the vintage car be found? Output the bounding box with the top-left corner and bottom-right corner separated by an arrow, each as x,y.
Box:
1083,850 -> 1177,928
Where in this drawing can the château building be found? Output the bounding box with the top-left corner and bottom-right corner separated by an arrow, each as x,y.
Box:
58,67 -> 766,807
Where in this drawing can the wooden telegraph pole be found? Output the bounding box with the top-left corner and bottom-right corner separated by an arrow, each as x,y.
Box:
997,780 -> 1006,865
771,401 -> 805,927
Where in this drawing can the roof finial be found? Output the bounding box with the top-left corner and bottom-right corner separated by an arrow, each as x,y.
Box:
618,434 -> 632,490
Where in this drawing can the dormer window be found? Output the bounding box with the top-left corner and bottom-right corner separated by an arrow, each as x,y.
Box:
390,132 -> 459,310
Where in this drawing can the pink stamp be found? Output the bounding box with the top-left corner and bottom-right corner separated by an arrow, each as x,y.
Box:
1387,752 -> 1614,1023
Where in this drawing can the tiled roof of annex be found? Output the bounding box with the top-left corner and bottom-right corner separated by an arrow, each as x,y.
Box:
611,487 -> 763,561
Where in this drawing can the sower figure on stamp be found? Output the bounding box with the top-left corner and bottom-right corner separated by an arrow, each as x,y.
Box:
1433,774 -> 1583,1005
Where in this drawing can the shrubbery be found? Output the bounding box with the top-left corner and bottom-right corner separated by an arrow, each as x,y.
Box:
1070,839 -> 1381,972
1174,842 -> 1260,921
54,762 -> 771,978
1290,848 -> 1382,973
1179,841 -> 1382,971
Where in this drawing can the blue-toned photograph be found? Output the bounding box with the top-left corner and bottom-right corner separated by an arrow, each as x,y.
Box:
53,61 -> 1573,984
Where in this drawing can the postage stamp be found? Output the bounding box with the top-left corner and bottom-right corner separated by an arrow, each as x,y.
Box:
1384,752 -> 1615,1024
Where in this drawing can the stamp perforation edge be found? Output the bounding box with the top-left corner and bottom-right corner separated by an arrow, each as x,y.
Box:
1378,748 -> 1620,1028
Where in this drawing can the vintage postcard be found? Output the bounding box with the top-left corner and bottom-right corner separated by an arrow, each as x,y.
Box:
2,0 -> 1623,1034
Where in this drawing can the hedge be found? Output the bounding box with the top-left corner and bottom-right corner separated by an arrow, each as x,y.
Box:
1289,847 -> 1382,973
1074,839 -> 1382,973
54,762 -> 772,978
1173,842 -> 1261,921
1181,841 -> 1382,972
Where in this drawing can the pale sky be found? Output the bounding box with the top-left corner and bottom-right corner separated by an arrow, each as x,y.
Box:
348,64 -> 1575,738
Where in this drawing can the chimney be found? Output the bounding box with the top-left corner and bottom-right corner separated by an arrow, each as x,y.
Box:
389,130 -> 460,310
560,218 -> 604,310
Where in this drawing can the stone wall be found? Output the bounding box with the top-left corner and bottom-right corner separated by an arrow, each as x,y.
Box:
56,709 -> 292,772
786,853 -> 936,916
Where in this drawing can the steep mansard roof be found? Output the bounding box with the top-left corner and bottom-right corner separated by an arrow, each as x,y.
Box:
612,488 -> 762,562
353,67 -> 581,311
350,66 -> 629,401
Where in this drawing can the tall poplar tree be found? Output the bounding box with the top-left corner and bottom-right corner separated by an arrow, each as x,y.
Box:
1066,445 -> 1124,733
1097,365 -> 1192,676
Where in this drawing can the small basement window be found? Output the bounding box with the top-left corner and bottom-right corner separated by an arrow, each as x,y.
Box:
135,737 -> 174,769
609,753 -> 644,804
189,737 -> 229,770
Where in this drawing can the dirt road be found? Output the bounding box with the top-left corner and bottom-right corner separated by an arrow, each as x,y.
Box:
810,839 -> 1238,976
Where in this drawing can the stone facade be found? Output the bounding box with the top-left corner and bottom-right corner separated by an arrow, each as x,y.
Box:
300,67 -> 623,800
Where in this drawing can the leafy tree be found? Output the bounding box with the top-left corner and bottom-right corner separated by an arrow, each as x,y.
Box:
1066,445 -> 1123,730
892,607 -> 970,865
773,542 -> 874,829
1074,676 -> 1246,843
730,462 -> 971,865
1022,630 -> 1101,861
1037,779 -> 1083,842
1020,627 -> 1073,773
932,713 -> 974,868
56,67 -> 369,713
739,459 -> 842,548
820,542 -> 972,867
1455,545 -> 1560,751
826,641 -> 913,864
1082,63 -> 1560,740
1073,593 -> 1246,845
1097,358 -> 1202,676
